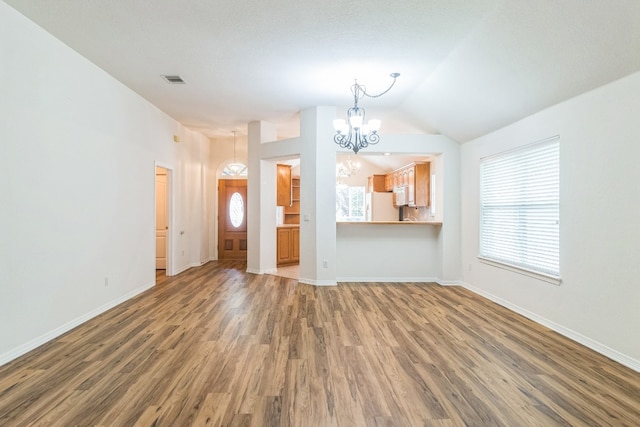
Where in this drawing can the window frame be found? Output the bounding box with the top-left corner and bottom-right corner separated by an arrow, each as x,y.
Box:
335,185 -> 366,222
479,136 -> 561,285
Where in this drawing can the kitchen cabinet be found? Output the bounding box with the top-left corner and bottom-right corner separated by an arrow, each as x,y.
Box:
390,162 -> 430,207
407,167 -> 415,205
392,171 -> 400,189
407,162 -> 430,207
367,174 -> 387,192
384,173 -> 394,192
277,164 -> 292,206
277,164 -> 300,224
284,176 -> 300,224
402,168 -> 410,188
277,226 -> 300,265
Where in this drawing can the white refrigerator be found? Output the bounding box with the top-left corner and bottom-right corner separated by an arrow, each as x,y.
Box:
365,192 -> 398,221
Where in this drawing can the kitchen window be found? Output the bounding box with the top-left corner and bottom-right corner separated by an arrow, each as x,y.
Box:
479,136 -> 560,283
336,185 -> 365,221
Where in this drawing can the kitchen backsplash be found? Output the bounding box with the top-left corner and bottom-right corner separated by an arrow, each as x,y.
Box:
401,206 -> 433,222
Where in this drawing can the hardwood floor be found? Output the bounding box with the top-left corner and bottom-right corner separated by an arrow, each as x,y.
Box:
1,261 -> 639,426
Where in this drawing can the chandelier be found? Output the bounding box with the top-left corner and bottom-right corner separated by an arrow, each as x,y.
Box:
224,131 -> 247,176
336,157 -> 361,178
333,72 -> 400,154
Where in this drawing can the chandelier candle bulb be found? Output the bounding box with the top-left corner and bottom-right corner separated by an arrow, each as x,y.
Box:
349,115 -> 363,128
333,119 -> 348,134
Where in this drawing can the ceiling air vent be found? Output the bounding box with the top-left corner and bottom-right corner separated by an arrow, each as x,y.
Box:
161,75 -> 186,84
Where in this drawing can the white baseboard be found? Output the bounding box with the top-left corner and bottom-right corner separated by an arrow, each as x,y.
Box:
335,276 -> 439,283
0,280 -> 155,368
437,280 -> 464,286
461,282 -> 640,373
299,278 -> 337,286
173,263 -> 192,275
245,267 -> 277,275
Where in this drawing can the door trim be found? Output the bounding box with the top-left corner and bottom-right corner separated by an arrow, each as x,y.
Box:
155,162 -> 174,277
217,179 -> 248,260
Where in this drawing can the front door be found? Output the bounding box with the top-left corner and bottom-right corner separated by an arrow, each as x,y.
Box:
218,179 -> 248,260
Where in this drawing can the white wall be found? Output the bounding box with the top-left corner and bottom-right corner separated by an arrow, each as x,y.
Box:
336,223 -> 442,281
0,3 -> 213,364
298,107 -> 339,285
335,135 -> 461,283
246,108 -> 339,285
247,121 -> 282,275
247,112 -> 461,285
460,71 -> 640,370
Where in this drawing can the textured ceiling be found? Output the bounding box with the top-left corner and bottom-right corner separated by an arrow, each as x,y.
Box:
4,0 -> 640,142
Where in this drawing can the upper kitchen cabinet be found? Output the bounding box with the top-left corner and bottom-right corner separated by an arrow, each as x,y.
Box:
367,174 -> 387,193
284,176 -> 300,224
277,164 -> 292,206
384,174 -> 394,192
388,162 -> 430,207
276,163 -> 300,224
408,162 -> 430,207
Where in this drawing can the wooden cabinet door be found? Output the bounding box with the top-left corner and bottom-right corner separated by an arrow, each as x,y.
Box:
407,166 -> 415,206
368,175 -> 386,192
291,227 -> 300,262
277,227 -> 291,264
277,164 -> 292,206
384,174 -> 393,192
284,176 -> 300,224
414,162 -> 430,207
277,226 -> 300,266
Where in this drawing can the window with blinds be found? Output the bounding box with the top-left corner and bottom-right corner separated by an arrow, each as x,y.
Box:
479,136 -> 560,280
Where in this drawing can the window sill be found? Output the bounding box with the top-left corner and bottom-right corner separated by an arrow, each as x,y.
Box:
478,256 -> 561,285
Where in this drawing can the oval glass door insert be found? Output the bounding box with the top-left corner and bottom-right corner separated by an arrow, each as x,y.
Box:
229,192 -> 244,228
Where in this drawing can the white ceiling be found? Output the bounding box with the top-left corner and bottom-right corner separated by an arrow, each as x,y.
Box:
5,0 -> 640,143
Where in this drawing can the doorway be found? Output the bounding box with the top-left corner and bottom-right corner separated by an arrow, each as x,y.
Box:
218,179 -> 248,260
155,165 -> 172,278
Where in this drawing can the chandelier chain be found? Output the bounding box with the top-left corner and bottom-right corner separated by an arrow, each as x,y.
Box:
354,72 -> 400,100
233,131 -> 237,162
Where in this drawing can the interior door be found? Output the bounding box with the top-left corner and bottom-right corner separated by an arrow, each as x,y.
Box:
155,167 -> 167,269
218,179 -> 248,260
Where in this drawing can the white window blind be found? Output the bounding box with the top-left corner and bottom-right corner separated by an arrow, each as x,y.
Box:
480,136 -> 560,279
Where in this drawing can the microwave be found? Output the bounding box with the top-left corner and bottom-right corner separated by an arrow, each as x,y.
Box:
393,186 -> 407,207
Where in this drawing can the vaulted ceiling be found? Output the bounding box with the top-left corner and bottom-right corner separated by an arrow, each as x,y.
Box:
5,0 -> 640,142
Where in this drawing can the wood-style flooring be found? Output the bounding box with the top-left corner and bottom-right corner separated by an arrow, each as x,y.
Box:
1,260 -> 639,426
